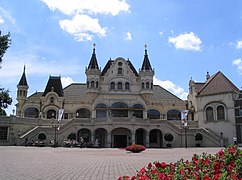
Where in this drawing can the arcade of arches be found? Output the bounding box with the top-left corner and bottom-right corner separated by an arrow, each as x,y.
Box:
76,127 -> 163,148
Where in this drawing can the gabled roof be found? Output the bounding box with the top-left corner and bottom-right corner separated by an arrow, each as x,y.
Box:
87,46 -> 99,70
100,59 -> 113,76
194,83 -> 205,92
141,48 -> 152,70
18,66 -> 28,86
42,76 -> 63,97
100,58 -> 139,77
197,71 -> 239,96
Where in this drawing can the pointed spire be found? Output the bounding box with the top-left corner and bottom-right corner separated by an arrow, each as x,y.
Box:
18,65 -> 28,86
141,44 -> 152,70
88,43 -> 99,70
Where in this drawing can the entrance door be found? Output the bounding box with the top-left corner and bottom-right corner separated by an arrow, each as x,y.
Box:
114,135 -> 127,148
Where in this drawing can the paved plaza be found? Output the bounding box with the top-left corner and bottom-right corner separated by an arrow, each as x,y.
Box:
0,146 -> 223,180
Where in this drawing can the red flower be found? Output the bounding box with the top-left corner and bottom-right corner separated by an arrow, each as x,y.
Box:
228,146 -> 236,155
155,162 -> 162,168
158,172 -> 166,179
138,167 -> 146,175
147,163 -> 152,169
161,162 -> 167,169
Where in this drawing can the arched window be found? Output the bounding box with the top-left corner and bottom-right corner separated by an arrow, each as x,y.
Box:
91,81 -> 95,88
110,82 -> 115,89
206,107 -> 214,121
125,82 -> 130,90
217,105 -> 225,120
167,109 -> 181,120
47,109 -> 56,119
118,82 -> 122,89
111,102 -> 128,117
76,108 -> 91,118
118,68 -> 123,75
50,97 -> 54,104
146,82 -> 149,89
133,104 -> 144,118
142,82 -> 145,89
24,107 -> 39,118
151,82 -> 153,89
147,109 -> 160,119
96,81 -> 99,88
87,81 -> 89,88
96,103 -> 107,118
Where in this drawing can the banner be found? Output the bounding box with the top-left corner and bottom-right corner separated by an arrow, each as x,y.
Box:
57,109 -> 64,123
181,110 -> 189,120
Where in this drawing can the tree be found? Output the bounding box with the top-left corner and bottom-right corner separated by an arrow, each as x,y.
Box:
0,31 -> 11,64
0,88 -> 12,116
164,133 -> 174,147
38,133 -> 47,141
68,132 -> 76,140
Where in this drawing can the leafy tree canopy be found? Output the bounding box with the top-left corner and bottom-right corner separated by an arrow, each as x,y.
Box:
0,88 -> 12,116
0,31 -> 11,64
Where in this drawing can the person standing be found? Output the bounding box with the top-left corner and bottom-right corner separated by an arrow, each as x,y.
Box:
80,137 -> 84,148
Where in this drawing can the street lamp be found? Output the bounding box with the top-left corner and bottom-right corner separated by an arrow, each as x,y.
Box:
181,110 -> 189,148
51,112 -> 59,148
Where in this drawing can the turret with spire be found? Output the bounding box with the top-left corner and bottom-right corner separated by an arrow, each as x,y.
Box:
16,66 -> 29,116
139,45 -> 154,102
85,44 -> 101,102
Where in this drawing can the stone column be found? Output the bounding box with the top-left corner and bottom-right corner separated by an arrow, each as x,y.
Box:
146,133 -> 150,148
107,132 -> 111,148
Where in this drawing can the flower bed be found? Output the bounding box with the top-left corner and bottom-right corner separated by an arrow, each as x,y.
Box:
126,144 -> 146,153
119,145 -> 242,180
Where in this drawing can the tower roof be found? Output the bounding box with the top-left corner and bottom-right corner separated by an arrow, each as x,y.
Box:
141,45 -> 152,70
87,43 -> 99,70
18,66 -> 28,86
42,76 -> 63,97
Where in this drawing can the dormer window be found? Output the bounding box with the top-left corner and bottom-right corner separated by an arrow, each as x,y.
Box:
118,68 -> 123,75
50,97 -> 54,104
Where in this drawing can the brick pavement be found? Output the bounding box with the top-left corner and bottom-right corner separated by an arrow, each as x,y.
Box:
0,146 -> 222,180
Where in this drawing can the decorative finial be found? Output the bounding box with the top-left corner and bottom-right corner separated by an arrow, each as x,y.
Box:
93,43 -> 96,48
144,44 -> 148,55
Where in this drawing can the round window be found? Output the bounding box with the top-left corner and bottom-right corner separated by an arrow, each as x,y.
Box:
118,62 -> 123,66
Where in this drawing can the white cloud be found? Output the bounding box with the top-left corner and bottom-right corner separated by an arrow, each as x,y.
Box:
61,77 -> 75,87
236,41 -> 242,49
124,32 -> 132,40
41,0 -> 129,16
59,14 -> 107,41
232,58 -> 242,74
159,31 -> 164,37
154,76 -> 188,100
0,15 -> 4,24
168,32 -> 202,51
41,0 -> 129,41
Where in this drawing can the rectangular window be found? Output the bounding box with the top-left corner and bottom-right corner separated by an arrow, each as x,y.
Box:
0,127 -> 8,140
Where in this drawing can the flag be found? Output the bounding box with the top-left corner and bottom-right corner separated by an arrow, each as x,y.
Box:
57,109 -> 64,123
181,110 -> 189,120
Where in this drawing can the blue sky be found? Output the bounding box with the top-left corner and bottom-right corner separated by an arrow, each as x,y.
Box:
0,0 -> 242,115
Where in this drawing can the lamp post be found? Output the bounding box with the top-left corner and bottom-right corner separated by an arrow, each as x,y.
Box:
51,113 -> 59,148
182,119 -> 188,148
181,110 -> 189,148
220,132 -> 223,147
